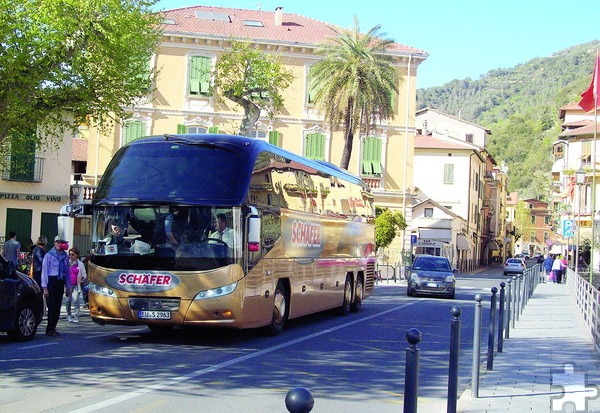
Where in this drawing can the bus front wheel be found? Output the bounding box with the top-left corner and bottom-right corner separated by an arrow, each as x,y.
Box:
265,280 -> 288,336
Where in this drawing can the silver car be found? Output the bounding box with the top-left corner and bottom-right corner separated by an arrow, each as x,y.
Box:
406,254 -> 457,299
503,258 -> 526,275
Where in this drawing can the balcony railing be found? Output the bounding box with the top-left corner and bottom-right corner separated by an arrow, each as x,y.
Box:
1,155 -> 44,182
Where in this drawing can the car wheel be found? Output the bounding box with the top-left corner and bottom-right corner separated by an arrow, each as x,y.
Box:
337,275 -> 352,316
7,302 -> 39,342
350,275 -> 363,313
407,287 -> 414,297
447,291 -> 455,299
264,280 -> 288,336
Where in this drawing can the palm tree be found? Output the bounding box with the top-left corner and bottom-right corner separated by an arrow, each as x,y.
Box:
310,17 -> 400,170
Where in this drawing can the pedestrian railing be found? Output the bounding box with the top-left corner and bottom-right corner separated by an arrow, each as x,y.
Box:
566,267 -> 600,354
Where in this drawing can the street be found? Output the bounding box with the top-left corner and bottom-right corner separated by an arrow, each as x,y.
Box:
0,266 -> 509,413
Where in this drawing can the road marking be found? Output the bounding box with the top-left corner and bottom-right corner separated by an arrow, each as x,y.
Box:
70,301 -> 420,413
21,342 -> 60,350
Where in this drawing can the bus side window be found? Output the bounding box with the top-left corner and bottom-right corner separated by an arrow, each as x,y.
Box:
261,211 -> 281,254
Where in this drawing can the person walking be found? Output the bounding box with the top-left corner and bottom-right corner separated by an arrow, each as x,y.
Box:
41,236 -> 69,336
552,255 -> 563,284
65,247 -> 87,323
542,254 -> 554,283
3,231 -> 21,266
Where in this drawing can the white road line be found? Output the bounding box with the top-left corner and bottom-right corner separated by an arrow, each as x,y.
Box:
21,342 -> 60,350
71,301 -> 420,413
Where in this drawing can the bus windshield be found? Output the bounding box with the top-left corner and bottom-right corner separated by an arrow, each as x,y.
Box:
93,139 -> 251,205
89,205 -> 242,271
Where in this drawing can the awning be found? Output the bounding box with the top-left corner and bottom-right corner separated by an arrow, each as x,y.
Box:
457,234 -> 473,251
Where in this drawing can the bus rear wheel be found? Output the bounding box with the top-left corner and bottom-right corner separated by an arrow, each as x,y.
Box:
265,280 -> 288,336
338,275 -> 352,316
350,275 -> 363,313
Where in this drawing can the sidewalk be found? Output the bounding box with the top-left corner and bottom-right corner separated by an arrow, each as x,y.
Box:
458,282 -> 600,413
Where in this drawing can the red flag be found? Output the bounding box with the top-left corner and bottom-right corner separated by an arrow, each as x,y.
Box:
579,52 -> 600,112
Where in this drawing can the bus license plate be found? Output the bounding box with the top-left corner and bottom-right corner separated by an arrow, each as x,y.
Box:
138,310 -> 171,320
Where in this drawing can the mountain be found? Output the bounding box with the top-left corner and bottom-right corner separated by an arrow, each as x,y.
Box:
416,40 -> 600,199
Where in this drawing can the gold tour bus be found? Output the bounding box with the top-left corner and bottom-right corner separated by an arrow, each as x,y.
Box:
87,134 -> 376,335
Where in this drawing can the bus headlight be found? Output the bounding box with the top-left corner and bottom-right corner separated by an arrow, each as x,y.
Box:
88,282 -> 116,298
194,282 -> 238,301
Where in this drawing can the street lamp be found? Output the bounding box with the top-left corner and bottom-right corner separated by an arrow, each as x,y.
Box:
69,181 -> 82,218
575,168 -> 586,274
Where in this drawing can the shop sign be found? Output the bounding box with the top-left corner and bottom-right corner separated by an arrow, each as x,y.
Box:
0,192 -> 66,202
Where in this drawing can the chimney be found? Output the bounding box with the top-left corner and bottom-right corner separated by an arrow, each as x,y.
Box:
275,7 -> 283,25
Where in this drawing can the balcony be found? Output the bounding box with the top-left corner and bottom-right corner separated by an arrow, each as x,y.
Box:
1,155 -> 44,182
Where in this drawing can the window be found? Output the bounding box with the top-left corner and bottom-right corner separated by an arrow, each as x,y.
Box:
178,125 -> 218,134
530,232 -> 535,243
361,137 -> 382,176
443,164 -> 454,184
305,133 -> 325,160
123,121 -> 146,145
306,66 -> 317,104
188,56 -> 212,96
8,130 -> 36,181
545,216 -> 550,225
531,215 -> 536,224
424,208 -> 433,217
268,131 -> 280,146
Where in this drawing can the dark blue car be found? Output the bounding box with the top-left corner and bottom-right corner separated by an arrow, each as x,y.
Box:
0,254 -> 43,341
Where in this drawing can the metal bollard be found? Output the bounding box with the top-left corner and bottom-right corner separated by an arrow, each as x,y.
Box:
487,287 -> 498,371
447,306 -> 462,413
511,276 -> 517,328
498,282 -> 505,352
285,387 -> 314,413
404,328 -> 422,413
516,275 -> 522,321
505,279 -> 512,339
471,294 -> 483,398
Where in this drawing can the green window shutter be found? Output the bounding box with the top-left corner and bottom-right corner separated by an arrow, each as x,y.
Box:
124,121 -> 146,145
314,133 -> 325,160
189,56 -> 211,96
10,130 -> 36,181
306,133 -> 319,159
443,164 -> 454,184
372,138 -> 382,174
362,137 -> 373,174
268,131 -> 280,146
177,124 -> 187,134
208,126 -> 219,134
389,90 -> 396,113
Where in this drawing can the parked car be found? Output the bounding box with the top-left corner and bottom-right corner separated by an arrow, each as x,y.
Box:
0,254 -> 43,341
503,258 -> 527,275
406,254 -> 457,299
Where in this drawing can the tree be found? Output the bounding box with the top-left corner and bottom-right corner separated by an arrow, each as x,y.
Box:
0,0 -> 162,154
310,17 -> 399,169
213,39 -> 294,137
375,207 -> 407,250
513,200 -> 535,245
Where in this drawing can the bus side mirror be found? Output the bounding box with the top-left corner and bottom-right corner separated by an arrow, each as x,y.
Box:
248,207 -> 261,252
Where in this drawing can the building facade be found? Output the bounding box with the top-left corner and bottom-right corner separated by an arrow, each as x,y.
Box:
80,5 -> 428,265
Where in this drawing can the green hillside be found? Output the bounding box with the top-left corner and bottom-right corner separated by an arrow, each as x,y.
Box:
417,41 -> 600,199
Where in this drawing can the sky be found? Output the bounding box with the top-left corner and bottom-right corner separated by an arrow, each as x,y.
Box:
155,0 -> 600,89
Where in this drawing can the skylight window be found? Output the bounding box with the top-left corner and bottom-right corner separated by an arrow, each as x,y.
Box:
244,20 -> 264,27
161,18 -> 176,25
195,10 -> 231,22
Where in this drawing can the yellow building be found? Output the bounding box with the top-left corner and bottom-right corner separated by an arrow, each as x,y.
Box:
82,6 -> 428,263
